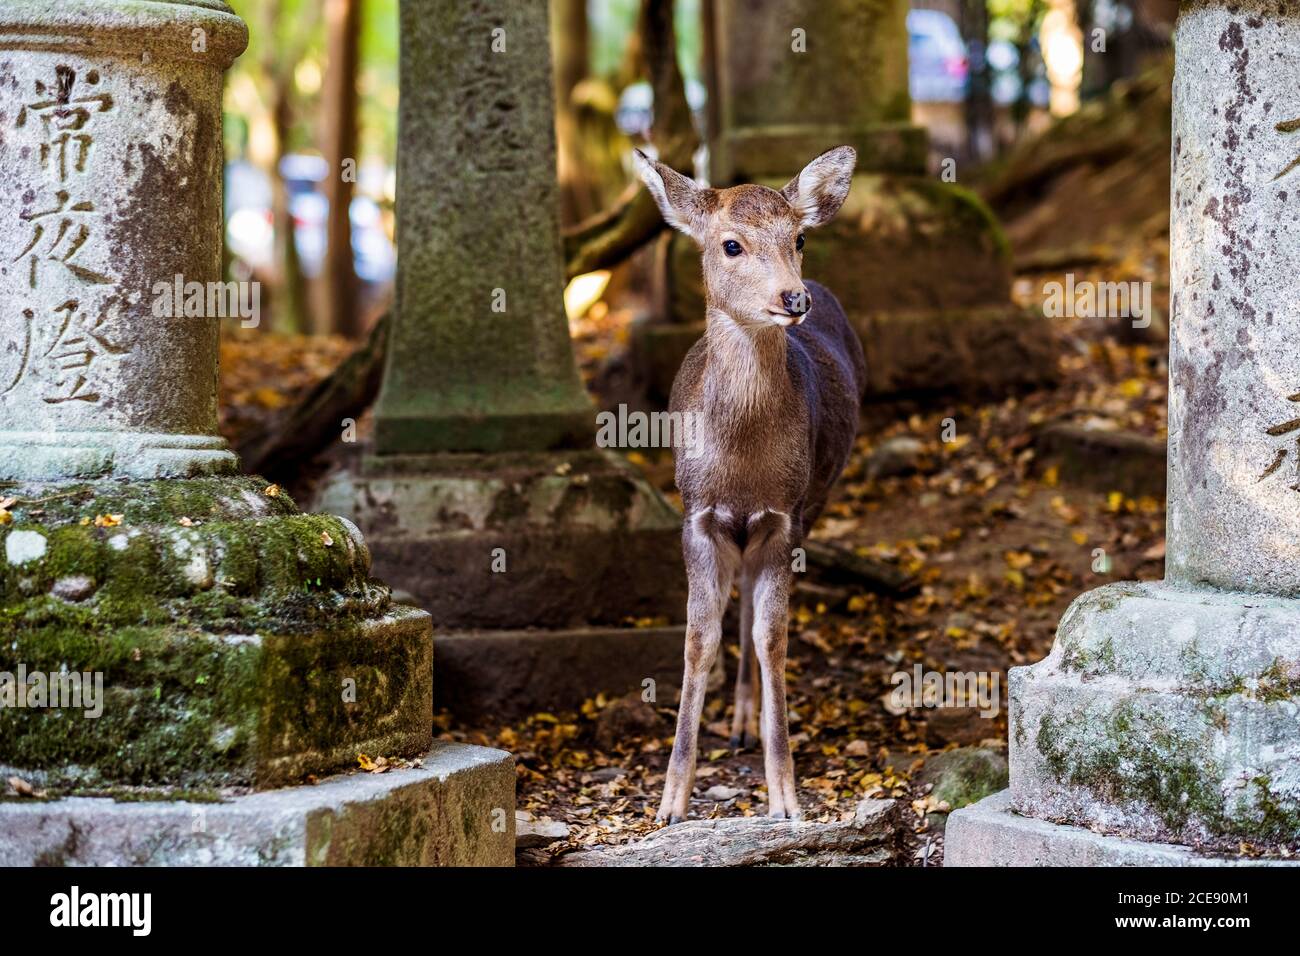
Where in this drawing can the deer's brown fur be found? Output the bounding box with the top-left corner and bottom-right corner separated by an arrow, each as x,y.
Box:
634,146 -> 866,821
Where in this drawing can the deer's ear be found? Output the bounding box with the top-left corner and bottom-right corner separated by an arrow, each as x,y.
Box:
632,149 -> 712,239
782,146 -> 856,228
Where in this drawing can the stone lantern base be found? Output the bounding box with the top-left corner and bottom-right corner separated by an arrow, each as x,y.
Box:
0,476 -> 515,865
315,448 -> 693,721
946,792 -> 1300,867
0,740 -> 514,866
947,581 -> 1300,866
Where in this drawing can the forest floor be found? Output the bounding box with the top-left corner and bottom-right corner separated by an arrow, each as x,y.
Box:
214,64 -> 1176,864
218,247 -> 1169,866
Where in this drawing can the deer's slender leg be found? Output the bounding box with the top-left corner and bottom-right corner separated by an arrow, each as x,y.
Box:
658,509 -> 738,823
729,569 -> 761,751
745,511 -> 800,819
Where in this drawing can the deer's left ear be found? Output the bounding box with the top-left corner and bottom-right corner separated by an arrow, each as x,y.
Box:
781,146 -> 856,228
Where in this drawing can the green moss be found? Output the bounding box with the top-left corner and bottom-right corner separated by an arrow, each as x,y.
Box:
922,749 -> 1008,811
0,477 -> 431,791
1037,697 -> 1300,845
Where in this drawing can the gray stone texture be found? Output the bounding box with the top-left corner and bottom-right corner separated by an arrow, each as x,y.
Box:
375,0 -> 592,455
1009,582 -> 1300,849
946,791 -> 1300,867
0,742 -> 515,866
315,449 -> 687,632
1167,3 -> 1300,596
0,0 -> 247,479
966,2 -> 1300,865
432,625 -> 689,722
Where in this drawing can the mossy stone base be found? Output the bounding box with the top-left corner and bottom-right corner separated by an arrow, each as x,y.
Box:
1009,582 -> 1300,851
0,741 -> 514,867
0,477 -> 434,789
946,791 -> 1300,867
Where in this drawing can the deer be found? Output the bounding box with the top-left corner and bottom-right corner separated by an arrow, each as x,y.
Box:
632,145 -> 866,822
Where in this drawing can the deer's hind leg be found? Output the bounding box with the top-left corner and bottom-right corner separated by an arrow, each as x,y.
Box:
744,510 -> 801,819
729,569 -> 762,751
658,508 -> 740,823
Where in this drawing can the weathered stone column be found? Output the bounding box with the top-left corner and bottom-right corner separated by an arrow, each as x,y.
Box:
318,0 -> 689,720
643,0 -> 1057,406
373,0 -> 592,454
947,1 -> 1300,864
707,0 -> 917,184
0,1 -> 512,866
0,0 -> 239,479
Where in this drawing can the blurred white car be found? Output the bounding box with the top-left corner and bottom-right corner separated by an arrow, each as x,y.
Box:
225,155 -> 395,287
908,9 -> 969,103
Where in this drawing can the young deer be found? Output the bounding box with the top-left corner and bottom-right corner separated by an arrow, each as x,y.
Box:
633,146 -> 866,821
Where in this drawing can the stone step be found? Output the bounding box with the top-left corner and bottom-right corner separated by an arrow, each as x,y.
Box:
433,625 -> 692,722
0,742 -> 515,867
946,791 -> 1300,867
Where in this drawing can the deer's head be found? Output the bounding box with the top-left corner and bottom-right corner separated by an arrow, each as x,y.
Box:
634,146 -> 856,327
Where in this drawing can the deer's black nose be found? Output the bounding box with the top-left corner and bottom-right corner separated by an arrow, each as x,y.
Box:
781,289 -> 811,316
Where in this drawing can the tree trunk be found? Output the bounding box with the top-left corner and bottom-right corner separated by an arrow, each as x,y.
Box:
959,0 -> 995,162
237,311 -> 390,482
319,0 -> 363,338
261,0 -> 310,335
562,0 -> 699,280
552,0 -> 596,226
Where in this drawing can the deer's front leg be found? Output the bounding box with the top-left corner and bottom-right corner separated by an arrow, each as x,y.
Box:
746,513 -> 800,819
658,510 -> 737,823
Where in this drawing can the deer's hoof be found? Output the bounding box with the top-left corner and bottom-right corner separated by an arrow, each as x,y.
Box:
728,731 -> 759,752
655,813 -> 686,825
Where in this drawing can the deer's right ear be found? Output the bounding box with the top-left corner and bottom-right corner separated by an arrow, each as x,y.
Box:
633,149 -> 711,240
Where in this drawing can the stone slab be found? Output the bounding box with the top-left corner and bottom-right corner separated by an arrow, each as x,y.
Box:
946,791 -> 1300,867
1033,422 -> 1166,499
434,625 -> 689,722
315,449 -> 687,631
0,742 -> 515,866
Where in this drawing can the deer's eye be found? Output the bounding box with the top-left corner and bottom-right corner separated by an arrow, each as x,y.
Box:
796,233 -> 805,252
722,240 -> 743,257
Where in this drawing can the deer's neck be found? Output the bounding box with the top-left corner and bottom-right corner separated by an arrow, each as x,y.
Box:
701,305 -> 790,420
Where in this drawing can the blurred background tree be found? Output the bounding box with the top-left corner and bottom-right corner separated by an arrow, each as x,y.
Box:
217,0 -> 1176,343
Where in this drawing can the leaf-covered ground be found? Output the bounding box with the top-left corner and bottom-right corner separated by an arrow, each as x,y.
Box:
217,234 -> 1169,867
